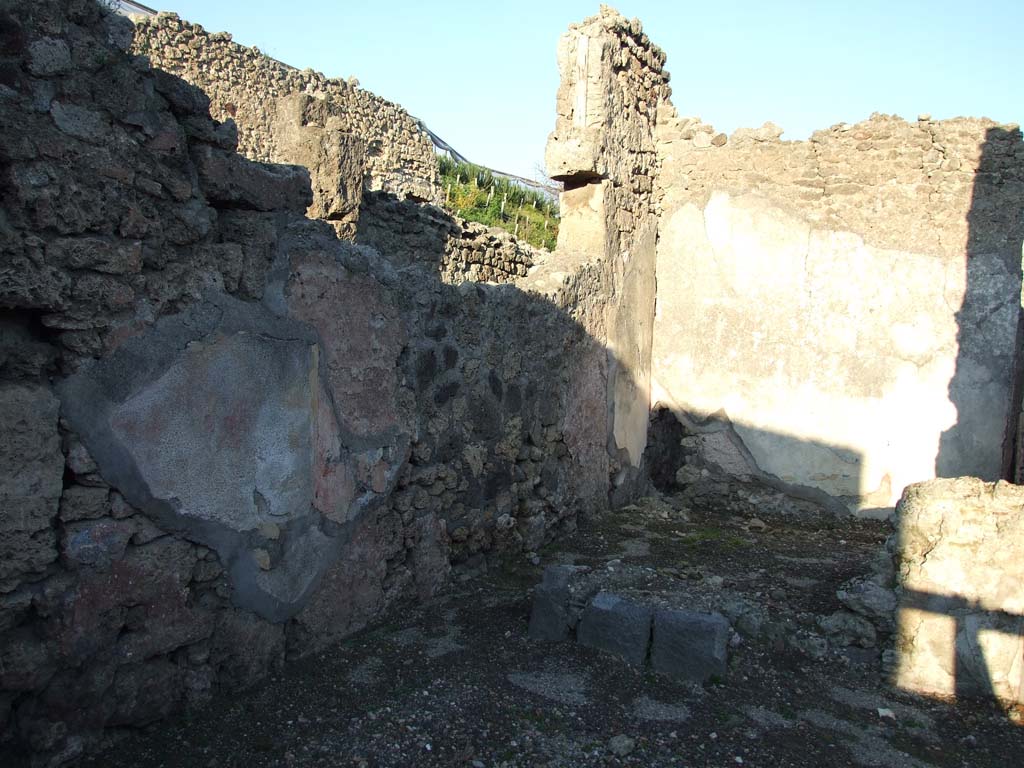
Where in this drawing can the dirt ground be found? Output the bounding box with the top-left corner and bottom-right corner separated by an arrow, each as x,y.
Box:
55,491 -> 1024,766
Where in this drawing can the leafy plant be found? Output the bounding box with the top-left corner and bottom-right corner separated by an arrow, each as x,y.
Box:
438,156 -> 560,251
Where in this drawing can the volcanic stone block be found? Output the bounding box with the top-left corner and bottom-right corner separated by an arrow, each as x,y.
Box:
528,565 -> 588,642
577,591 -> 652,666
61,518 -> 135,570
650,609 -> 729,683
0,384 -> 63,591
837,576 -> 897,629
193,144 -> 312,213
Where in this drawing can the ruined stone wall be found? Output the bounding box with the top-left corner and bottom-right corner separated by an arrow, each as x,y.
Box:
0,2 -> 615,762
356,192 -> 541,284
542,6 -> 670,497
653,111 -> 1024,514
0,2 -> 319,757
6,2 -> 1021,761
129,13 -> 550,276
894,477 -> 1024,705
130,13 -> 440,207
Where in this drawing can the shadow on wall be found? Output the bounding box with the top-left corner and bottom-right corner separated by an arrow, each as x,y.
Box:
891,478 -> 1024,713
1,171 -> 640,760
0,3 -> 641,758
352,190 -> 538,285
898,587 -> 1023,704
936,126 -> 1024,481
900,127 -> 1024,714
354,191 -> 456,271
648,414 -> 1024,713
646,406 -> 865,518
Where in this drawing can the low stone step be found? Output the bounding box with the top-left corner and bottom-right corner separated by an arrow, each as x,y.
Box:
528,565 -> 730,683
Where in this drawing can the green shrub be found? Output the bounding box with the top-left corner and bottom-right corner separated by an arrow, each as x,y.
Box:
438,156 -> 560,251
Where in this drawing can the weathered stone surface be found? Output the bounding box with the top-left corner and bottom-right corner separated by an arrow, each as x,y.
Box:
838,576 -> 897,629
63,434 -> 99,476
895,478 -> 1024,705
193,144 -> 313,213
27,37 -> 71,76
105,660 -> 186,726
41,535 -> 208,666
649,609 -> 729,683
408,512 -> 451,600
528,565 -> 588,642
284,244 -> 409,444
541,7 -> 666,496
577,591 -> 653,666
132,13 -> 440,204
0,384 -> 63,592
0,627 -> 56,691
57,295 -> 345,622
270,93 -> 366,237
46,237 -> 142,275
0,319 -> 58,380
356,192 -> 543,284
150,67 -> 211,117
60,518 -> 135,569
50,100 -> 110,141
58,486 -> 109,522
652,112 -> 1024,515
211,609 -> 285,690
819,610 -> 877,649
545,7 -> 667,188
287,510 -> 399,655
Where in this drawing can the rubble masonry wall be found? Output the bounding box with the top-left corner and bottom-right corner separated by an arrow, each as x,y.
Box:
0,1 -> 621,761
3,1 -> 1023,762
130,13 -> 441,206
540,7 -> 670,495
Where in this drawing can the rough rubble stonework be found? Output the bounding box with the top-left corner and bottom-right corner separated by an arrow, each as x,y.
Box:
356,192 -> 545,285
894,478 -> 1024,705
130,13 -> 441,209
130,12 -> 548,284
2,0 -> 1024,763
536,6 -> 671,498
0,2 -> 626,762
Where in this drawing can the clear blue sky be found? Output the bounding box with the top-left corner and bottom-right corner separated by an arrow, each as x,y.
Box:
152,1 -> 1021,180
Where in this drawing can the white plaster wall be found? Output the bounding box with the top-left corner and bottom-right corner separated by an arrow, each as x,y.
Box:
652,191 -> 1018,513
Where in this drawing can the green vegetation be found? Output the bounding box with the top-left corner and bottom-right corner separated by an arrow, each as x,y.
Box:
438,156 -> 560,251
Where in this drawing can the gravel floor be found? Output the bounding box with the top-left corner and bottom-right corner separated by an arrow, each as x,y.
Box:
48,493 -> 1024,766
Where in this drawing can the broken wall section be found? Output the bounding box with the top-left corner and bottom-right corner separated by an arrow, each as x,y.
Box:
542,6 -> 670,498
131,13 -> 440,211
0,2 -> 620,761
653,112 -> 1024,514
131,12 -> 550,281
356,192 -> 542,284
894,477 -> 1024,706
0,1 -> 329,758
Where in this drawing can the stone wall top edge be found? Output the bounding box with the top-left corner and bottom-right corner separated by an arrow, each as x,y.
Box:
664,112 -> 1021,149
566,5 -> 667,69
133,13 -> 416,118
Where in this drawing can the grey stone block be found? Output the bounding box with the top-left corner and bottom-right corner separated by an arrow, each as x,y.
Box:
650,609 -> 729,683
577,591 -> 652,666
61,518 -> 135,570
193,144 -> 313,213
528,565 -> 586,642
